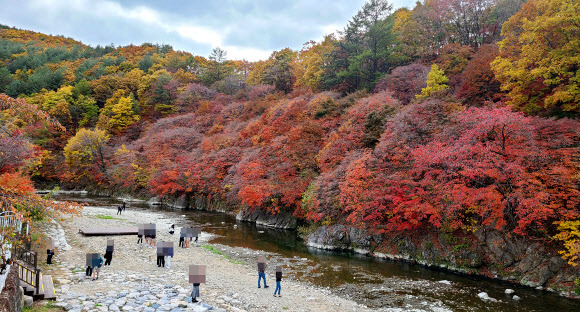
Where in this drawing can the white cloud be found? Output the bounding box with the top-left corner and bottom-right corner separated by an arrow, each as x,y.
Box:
224,45 -> 272,62
11,0 -> 419,61
28,0 -> 229,56
176,25 -> 223,48
322,24 -> 341,37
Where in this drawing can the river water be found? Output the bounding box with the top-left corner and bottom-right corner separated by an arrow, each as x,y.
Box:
54,193 -> 579,312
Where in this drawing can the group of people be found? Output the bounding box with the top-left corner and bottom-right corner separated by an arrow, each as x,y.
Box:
116,202 -> 127,215
85,253 -> 103,281
176,225 -> 199,248
257,260 -> 283,297
47,203 -> 284,303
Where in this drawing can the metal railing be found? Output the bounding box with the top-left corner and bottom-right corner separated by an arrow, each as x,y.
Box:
1,211 -> 42,296
0,211 -> 29,235
14,247 -> 37,268
16,260 -> 41,295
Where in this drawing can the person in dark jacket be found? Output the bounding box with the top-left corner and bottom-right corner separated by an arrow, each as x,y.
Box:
274,268 -> 282,297
117,205 -> 122,215
156,244 -> 165,267
104,249 -> 113,266
179,232 -> 185,248
46,249 -> 54,264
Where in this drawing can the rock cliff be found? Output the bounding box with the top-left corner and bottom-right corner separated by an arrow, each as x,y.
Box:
307,224 -> 580,298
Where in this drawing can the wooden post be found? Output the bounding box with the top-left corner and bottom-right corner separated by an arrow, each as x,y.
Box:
35,268 -> 41,294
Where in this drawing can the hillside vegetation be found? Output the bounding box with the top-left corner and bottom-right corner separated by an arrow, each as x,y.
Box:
1,0 -> 579,268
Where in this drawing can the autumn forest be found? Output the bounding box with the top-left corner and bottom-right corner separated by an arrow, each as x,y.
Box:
1,0 -> 579,272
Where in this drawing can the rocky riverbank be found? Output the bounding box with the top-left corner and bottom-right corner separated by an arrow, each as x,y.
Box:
306,225 -> 580,299
38,206 -> 371,312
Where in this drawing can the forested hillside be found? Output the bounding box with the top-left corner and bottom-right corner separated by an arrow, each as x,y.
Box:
1,0 -> 579,272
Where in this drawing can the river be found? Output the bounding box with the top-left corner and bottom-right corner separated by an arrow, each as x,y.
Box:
54,193 -> 580,312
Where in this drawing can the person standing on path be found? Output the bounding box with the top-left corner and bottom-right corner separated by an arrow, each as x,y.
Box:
191,283 -> 200,302
257,256 -> 269,288
165,243 -> 173,268
46,248 -> 54,264
104,250 -> 112,266
122,201 -> 126,212
157,243 -> 165,267
117,205 -> 122,215
92,253 -> 103,280
179,233 -> 184,248
189,265 -> 205,303
104,241 -> 114,266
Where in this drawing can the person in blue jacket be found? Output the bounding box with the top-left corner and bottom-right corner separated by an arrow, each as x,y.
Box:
92,253 -> 104,281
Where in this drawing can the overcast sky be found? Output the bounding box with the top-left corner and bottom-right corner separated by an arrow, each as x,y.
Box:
0,0 -> 416,61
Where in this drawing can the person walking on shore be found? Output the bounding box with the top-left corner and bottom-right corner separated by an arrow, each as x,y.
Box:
257,256 -> 268,288
274,266 -> 282,297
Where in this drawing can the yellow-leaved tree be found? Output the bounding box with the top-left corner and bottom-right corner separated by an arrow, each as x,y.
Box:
553,221 -> 580,266
416,64 -> 449,99
293,35 -> 336,91
63,128 -> 109,183
491,0 -> 580,115
109,95 -> 140,134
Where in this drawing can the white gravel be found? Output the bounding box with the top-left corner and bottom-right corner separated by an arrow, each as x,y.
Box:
41,206 -> 372,312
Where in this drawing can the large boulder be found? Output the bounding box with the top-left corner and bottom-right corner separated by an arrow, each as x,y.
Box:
236,208 -> 297,229
306,225 -> 382,253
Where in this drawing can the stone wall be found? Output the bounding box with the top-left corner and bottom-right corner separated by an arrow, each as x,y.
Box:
0,265 -> 23,312
307,224 -> 580,298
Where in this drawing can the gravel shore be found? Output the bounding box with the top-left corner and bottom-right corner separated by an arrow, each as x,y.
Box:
40,206 -> 372,312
